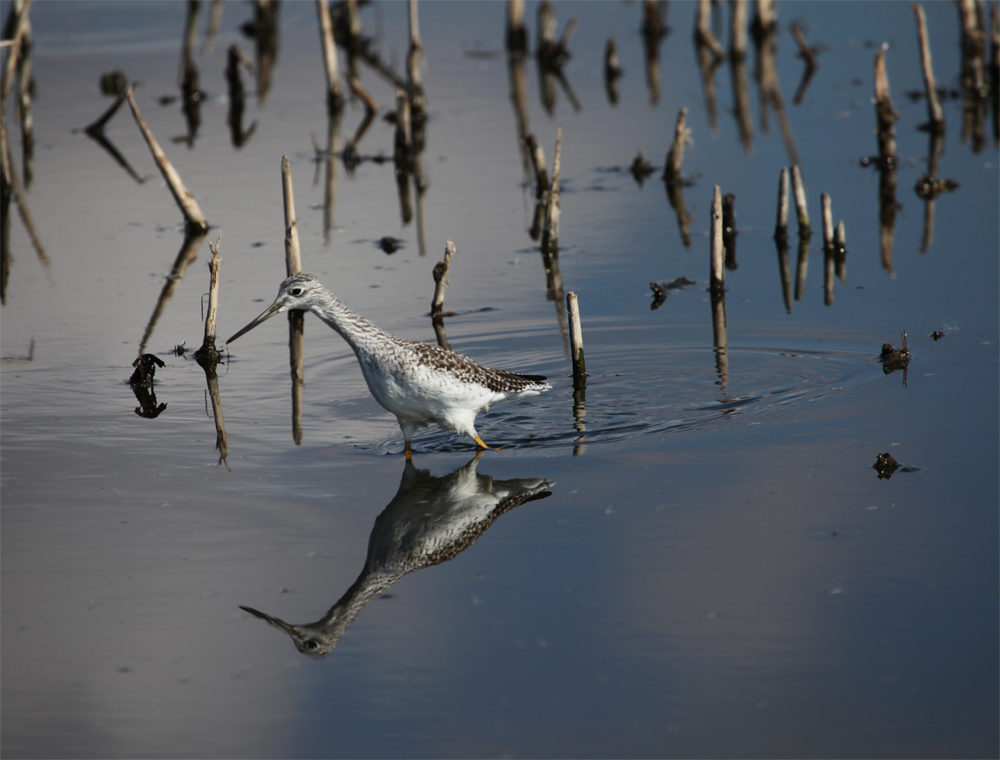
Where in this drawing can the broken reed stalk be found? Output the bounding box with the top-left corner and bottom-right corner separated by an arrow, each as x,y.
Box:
775,166 -> 790,237
0,0 -> 31,119
730,0 -> 748,60
821,192 -> 834,250
202,0 -> 224,54
542,128 -> 562,254
566,291 -> 586,381
316,0 -> 344,115
912,3 -> 945,131
722,192 -> 737,270
394,88 -> 412,164
526,134 -> 549,198
834,220 -> 846,251
992,5 -> 1000,96
695,0 -> 724,58
789,22 -> 816,68
605,37 -> 621,80
834,219 -> 847,282
1,120 -> 49,269
281,156 -> 302,276
84,90 -> 127,134
507,0 -> 528,53
280,157 -> 305,441
431,241 -> 456,316
125,86 -> 208,232
663,107 -> 690,183
755,0 -> 778,36
199,235 -> 222,359
709,185 -> 724,291
15,7 -> 33,185
407,0 -> 424,115
790,164 -> 810,236
348,75 -> 378,115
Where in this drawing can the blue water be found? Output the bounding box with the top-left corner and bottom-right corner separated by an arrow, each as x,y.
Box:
2,2 -> 997,757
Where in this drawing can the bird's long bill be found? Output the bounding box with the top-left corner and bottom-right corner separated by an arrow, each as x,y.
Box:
226,300 -> 285,344
239,605 -> 299,634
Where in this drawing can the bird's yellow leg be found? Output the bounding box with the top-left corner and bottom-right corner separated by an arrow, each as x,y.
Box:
404,440 -> 413,460
473,436 -> 490,450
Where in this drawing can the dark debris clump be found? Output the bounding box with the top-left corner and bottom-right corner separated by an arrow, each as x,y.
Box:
650,277 -> 696,310
129,354 -> 165,387
879,332 -> 911,375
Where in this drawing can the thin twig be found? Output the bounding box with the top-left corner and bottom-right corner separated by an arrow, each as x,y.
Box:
125,85 -> 209,232
567,291 -> 586,383
709,184 -> 724,291
281,155 -> 302,276
431,241 -> 455,316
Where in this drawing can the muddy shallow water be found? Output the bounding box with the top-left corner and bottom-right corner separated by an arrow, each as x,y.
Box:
2,2 -> 997,758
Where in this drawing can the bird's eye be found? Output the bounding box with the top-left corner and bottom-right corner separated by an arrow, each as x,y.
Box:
289,287 -> 303,297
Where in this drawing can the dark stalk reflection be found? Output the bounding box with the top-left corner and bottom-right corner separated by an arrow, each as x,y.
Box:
729,0 -> 754,155
694,0 -> 724,134
225,44 -> 257,149
10,2 -> 33,189
241,455 -> 554,657
752,3 -> 799,165
241,0 -> 279,104
535,0 -> 580,116
176,0 -> 203,148
664,177 -> 693,250
1,119 -> 51,304
957,0 -> 988,154
139,230 -> 208,354
710,288 -> 729,392
872,44 -> 899,275
641,0 -> 669,106
84,91 -> 150,184
129,354 -> 167,419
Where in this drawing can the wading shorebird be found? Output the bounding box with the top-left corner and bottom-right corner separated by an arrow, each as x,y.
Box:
227,273 -> 551,456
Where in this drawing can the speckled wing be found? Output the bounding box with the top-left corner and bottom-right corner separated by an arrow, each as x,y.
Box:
404,340 -> 550,394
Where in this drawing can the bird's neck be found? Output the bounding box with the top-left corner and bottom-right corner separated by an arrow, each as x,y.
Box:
309,294 -> 391,354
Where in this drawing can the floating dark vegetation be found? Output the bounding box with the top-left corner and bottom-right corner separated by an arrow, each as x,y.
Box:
378,236 -> 403,254
859,154 -> 896,170
914,175 -> 959,200
649,277 -> 696,310
879,332 -> 910,369
872,452 -> 921,479
129,354 -> 167,419
129,354 -> 165,387
630,151 -> 656,187
463,49 -> 505,60
340,146 -> 388,175
99,70 -> 127,97
880,332 -> 911,385
931,331 -> 946,340
873,452 -> 899,479
904,86 -> 962,102
173,342 -> 186,356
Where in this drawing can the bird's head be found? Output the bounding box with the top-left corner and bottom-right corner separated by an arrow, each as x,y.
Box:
239,605 -> 336,658
227,273 -> 324,344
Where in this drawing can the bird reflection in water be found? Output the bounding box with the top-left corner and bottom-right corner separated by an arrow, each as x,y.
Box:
240,455 -> 554,657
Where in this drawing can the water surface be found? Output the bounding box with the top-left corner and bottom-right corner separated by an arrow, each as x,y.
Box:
2,2 -> 997,758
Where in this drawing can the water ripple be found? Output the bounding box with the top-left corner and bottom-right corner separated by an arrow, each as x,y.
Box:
368,340 -> 884,455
